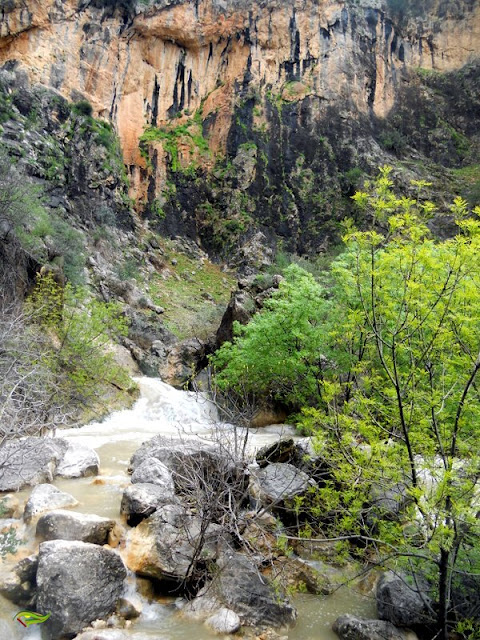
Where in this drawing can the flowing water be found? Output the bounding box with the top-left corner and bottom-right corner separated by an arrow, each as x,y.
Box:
0,378 -> 376,639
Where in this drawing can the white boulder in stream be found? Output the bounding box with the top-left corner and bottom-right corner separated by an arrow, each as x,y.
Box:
130,457 -> 175,491
0,437 -> 68,491
205,607 -> 241,634
55,442 -> 100,478
24,484 -> 78,523
333,615 -> 419,640
36,540 -> 127,639
36,510 -> 117,544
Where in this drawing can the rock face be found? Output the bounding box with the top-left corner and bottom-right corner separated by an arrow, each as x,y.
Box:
0,0 -> 478,259
0,437 -> 100,491
36,540 -> 127,640
0,554 -> 38,607
0,437 -> 67,491
376,572 -> 432,627
125,502 -> 224,585
333,614 -> 419,640
120,482 -> 178,526
36,510 -> 117,544
130,457 -> 175,492
55,444 -> 100,478
249,463 -> 315,506
24,484 -> 79,523
192,552 -> 297,628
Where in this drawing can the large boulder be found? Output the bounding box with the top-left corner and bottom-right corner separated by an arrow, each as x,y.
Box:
36,540 -> 127,639
249,463 -> 315,507
0,554 -> 38,607
131,457 -> 175,493
0,437 -> 99,490
0,437 -> 68,491
129,436 -> 246,500
24,484 -> 78,523
55,443 -> 100,478
377,572 -> 432,627
125,503 -> 225,585
120,482 -> 178,526
129,436 -> 216,474
36,510 -> 116,544
186,552 -> 296,628
333,614 -> 419,640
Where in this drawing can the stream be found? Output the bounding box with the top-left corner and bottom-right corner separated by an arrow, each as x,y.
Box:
0,377 -> 376,639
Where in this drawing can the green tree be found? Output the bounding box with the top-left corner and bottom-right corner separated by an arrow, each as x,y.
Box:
327,168 -> 480,639
213,167 -> 480,638
213,264 -> 330,408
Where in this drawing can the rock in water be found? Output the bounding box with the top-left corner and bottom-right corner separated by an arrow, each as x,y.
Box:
36,540 -> 127,639
0,437 -> 99,490
0,554 -> 38,607
186,553 -> 296,628
205,607 -> 241,634
215,553 -> 296,627
120,482 -> 178,526
0,437 -> 68,491
73,631 -> 129,640
333,614 -> 419,640
55,443 -> 100,478
377,572 -> 432,627
36,510 -> 116,544
24,484 -> 78,523
130,457 -> 175,492
125,503 -> 224,583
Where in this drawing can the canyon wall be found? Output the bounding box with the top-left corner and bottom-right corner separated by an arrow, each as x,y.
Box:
1,0 -> 479,257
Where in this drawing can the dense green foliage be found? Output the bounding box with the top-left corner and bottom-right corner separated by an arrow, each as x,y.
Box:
213,168 -> 480,637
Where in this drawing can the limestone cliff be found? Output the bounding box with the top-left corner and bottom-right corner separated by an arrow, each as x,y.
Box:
1,0 -> 479,257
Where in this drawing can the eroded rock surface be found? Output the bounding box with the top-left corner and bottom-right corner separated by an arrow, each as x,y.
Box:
36,510 -> 116,544
24,484 -> 78,523
36,540 -> 127,639
333,614 -> 419,640
125,503 -> 225,584
377,572 -> 432,628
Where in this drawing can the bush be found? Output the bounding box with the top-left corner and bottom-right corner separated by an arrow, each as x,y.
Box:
72,99 -> 93,117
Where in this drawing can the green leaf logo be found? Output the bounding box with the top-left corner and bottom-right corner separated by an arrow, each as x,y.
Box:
14,610 -> 51,627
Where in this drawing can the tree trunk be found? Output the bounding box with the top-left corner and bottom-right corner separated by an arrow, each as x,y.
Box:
438,547 -> 449,640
